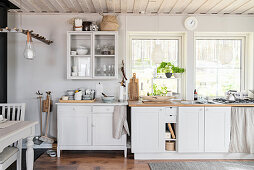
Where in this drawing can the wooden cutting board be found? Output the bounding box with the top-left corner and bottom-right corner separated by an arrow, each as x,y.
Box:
128,73 -> 139,101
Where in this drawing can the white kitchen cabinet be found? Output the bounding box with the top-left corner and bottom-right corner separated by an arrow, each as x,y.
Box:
57,104 -> 127,157
204,107 -> 231,152
131,107 -> 164,153
58,106 -> 92,146
67,31 -> 118,80
178,107 -> 205,152
93,113 -> 124,146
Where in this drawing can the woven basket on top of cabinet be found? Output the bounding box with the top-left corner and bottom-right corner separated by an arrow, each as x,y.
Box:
100,14 -> 119,31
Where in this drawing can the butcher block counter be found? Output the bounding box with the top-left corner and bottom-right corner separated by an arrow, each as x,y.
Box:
128,100 -> 254,107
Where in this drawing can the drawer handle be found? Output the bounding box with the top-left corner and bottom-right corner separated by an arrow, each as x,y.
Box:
73,107 -> 76,111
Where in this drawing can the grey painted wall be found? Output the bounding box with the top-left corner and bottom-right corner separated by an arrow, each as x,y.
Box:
7,13 -> 254,137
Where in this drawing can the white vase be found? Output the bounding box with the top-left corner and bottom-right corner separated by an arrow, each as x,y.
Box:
119,86 -> 124,102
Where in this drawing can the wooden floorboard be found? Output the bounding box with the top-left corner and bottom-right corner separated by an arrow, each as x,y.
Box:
34,150 -> 253,170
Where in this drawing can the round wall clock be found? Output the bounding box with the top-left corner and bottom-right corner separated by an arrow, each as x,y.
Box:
184,17 -> 198,31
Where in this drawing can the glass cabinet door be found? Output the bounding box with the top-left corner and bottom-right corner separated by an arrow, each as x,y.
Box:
68,33 -> 92,78
93,33 -> 117,78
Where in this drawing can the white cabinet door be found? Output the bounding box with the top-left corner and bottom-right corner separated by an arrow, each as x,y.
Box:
205,107 -> 231,152
93,113 -> 124,146
58,109 -> 92,146
131,107 -> 163,153
178,107 -> 205,152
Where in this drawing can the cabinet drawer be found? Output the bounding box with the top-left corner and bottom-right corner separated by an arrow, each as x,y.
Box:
58,106 -> 92,113
93,106 -> 114,113
164,113 -> 177,123
165,107 -> 177,115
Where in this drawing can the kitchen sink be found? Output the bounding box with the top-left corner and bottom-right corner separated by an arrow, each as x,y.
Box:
179,101 -> 217,104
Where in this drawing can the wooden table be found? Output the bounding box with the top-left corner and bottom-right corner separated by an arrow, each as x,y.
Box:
0,121 -> 38,170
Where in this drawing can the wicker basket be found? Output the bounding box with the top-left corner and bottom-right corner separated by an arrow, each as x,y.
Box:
165,141 -> 175,151
101,15 -> 118,23
100,22 -> 119,31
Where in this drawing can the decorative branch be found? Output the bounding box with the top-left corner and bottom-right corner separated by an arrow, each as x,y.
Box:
0,27 -> 53,45
119,60 -> 128,87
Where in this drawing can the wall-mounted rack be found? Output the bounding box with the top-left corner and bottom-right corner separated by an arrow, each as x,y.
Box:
0,27 -> 53,45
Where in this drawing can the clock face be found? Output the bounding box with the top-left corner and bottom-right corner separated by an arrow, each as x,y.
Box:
184,17 -> 198,31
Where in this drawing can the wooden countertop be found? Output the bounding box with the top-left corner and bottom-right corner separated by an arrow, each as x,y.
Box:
128,100 -> 254,107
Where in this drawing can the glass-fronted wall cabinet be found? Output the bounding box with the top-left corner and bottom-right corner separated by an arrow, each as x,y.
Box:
67,31 -> 118,79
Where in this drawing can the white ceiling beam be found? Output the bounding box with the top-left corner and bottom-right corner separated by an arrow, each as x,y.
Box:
39,0 -> 59,12
92,0 -> 103,13
146,0 -> 163,13
76,0 -> 90,13
218,0 -> 250,14
242,5 -> 254,14
158,0 -> 177,13
133,0 -> 147,13
9,0 -> 32,12
232,0 -> 254,13
46,0 -> 65,12
106,0 -> 115,13
61,0 -> 79,12
183,0 -> 208,14
120,0 -> 127,13
85,0 -> 97,13
21,0 -> 41,13
170,0 -> 192,14
70,0 -> 84,12
127,0 -> 134,13
100,0 -> 108,12
52,0 -> 70,12
207,0 -> 235,14
114,0 -> 121,12
194,0 -> 222,14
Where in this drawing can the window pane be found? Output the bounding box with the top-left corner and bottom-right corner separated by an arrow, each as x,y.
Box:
196,39 -> 242,97
131,39 -> 179,96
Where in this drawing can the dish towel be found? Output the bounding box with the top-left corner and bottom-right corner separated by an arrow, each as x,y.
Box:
113,106 -> 130,139
229,107 -> 254,153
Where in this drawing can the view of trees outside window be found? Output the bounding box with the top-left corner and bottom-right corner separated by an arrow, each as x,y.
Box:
196,39 -> 242,97
131,39 -> 180,96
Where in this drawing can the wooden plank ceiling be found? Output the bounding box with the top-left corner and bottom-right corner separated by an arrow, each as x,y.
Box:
8,0 -> 254,15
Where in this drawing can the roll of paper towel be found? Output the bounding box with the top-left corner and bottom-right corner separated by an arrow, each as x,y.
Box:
0,115 -> 3,121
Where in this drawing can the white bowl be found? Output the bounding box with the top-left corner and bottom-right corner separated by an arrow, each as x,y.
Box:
102,96 -> 115,103
77,47 -> 88,55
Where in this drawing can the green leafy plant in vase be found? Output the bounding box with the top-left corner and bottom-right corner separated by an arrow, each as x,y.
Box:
157,62 -> 173,78
172,66 -> 185,78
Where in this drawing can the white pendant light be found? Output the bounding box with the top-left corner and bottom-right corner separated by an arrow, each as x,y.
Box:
24,32 -> 35,60
152,43 -> 163,64
151,14 -> 163,64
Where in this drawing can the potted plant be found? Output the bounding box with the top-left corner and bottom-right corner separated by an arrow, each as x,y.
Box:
157,62 -> 173,78
172,66 -> 185,78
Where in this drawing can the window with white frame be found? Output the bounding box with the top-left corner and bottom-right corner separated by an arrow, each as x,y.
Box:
129,33 -> 183,96
195,35 -> 245,97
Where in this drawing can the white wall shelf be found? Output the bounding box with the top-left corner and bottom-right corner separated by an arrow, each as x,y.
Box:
67,31 -> 118,80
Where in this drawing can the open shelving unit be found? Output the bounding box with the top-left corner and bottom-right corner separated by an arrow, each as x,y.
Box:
163,107 -> 178,152
67,31 -> 118,80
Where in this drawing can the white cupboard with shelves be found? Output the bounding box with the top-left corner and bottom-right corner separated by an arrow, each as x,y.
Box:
67,31 -> 118,79
57,104 -> 127,157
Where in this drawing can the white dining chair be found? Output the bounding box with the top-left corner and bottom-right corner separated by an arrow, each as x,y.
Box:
0,103 -> 26,170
